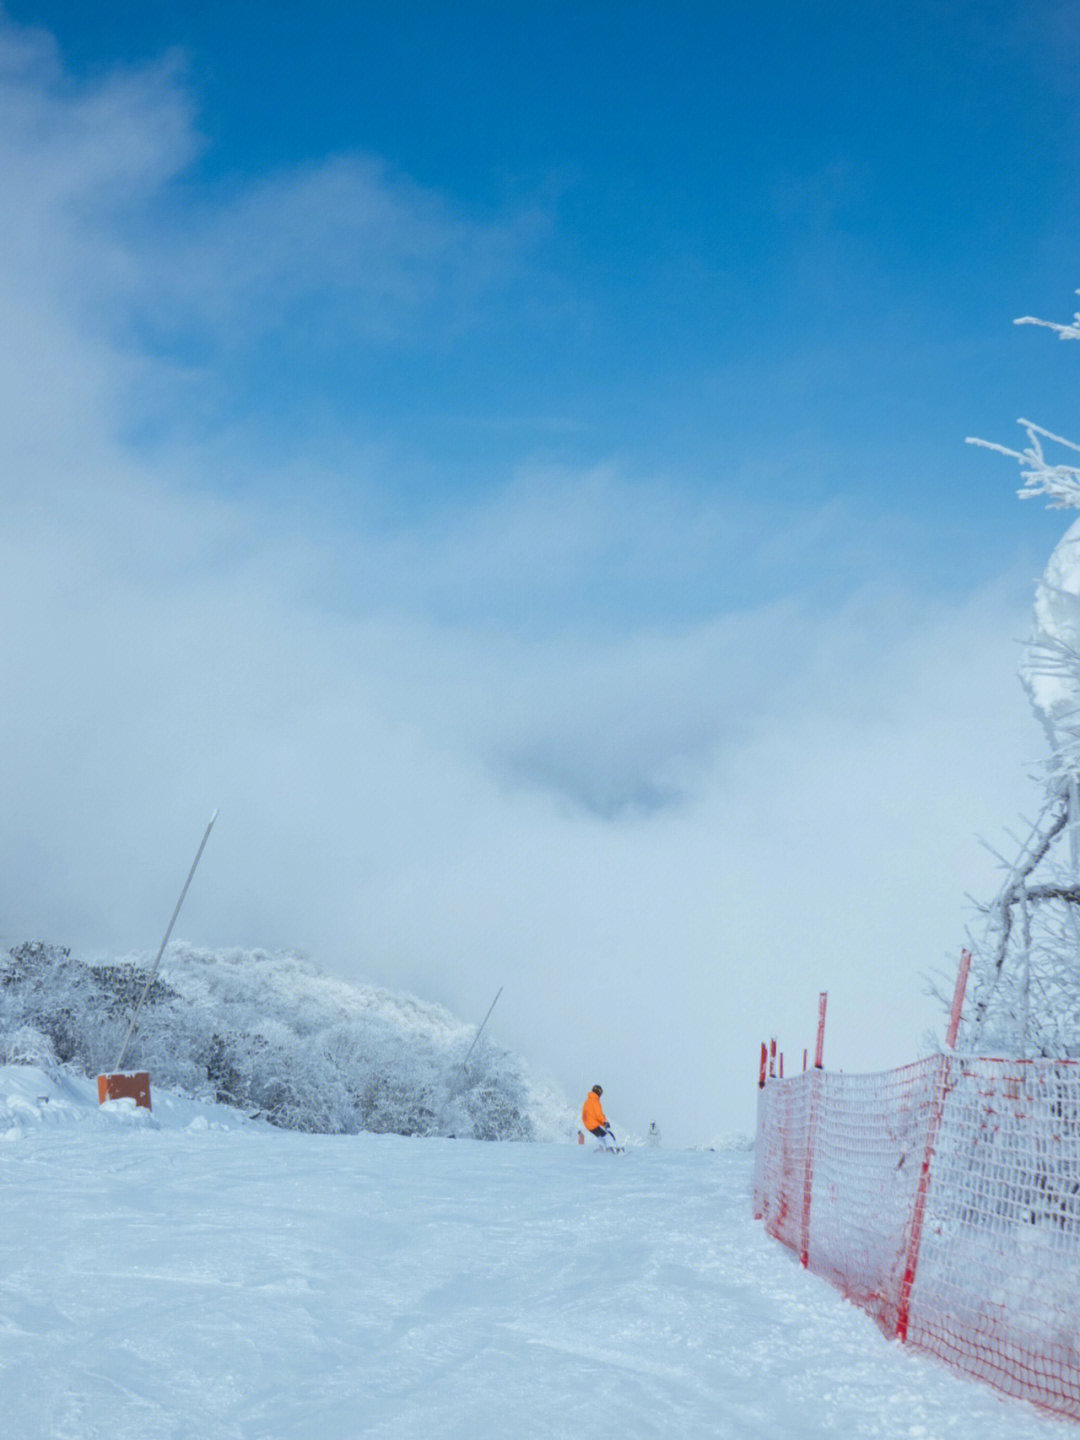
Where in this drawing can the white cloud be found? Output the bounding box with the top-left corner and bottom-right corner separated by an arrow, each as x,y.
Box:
0,9 -> 552,458
0,14 -> 1059,1147
336,576 -> 1041,1145
150,155 -> 541,346
0,462 -> 1044,1146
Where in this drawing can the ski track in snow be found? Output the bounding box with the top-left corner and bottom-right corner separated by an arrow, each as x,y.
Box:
0,1067 -> 1073,1440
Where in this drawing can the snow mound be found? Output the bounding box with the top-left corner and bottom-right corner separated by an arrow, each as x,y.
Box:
0,1063 -> 256,1141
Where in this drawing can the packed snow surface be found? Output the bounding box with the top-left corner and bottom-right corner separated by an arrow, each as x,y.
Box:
0,1066 -> 1071,1439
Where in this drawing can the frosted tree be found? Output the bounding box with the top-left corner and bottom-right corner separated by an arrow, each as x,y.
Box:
965,295 -> 1080,1054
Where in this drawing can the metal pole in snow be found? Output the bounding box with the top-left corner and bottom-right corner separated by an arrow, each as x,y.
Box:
112,811 -> 217,1074
461,985 -> 503,1072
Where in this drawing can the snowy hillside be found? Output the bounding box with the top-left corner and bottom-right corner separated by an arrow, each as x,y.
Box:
0,942 -> 571,1142
0,1066 -> 1072,1439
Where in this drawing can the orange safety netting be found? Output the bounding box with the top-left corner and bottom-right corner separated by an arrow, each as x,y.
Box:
754,1056 -> 1080,1420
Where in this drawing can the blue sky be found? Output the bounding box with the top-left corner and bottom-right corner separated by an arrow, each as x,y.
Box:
6,0 -> 1077,552
0,2 -> 1078,1140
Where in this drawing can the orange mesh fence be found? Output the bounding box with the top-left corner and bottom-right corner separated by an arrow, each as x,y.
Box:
754,1055 -> 1080,1420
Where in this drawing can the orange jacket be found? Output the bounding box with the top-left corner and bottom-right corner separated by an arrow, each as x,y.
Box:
582,1091 -> 607,1130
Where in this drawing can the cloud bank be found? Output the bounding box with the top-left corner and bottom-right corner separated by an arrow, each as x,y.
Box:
0,16 -> 1054,1143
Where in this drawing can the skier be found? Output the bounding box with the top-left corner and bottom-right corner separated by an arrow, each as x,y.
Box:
646,1121 -> 661,1148
581,1084 -> 620,1151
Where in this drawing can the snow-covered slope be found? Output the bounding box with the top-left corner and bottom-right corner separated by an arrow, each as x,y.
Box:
0,943 -> 572,1142
0,1065 -> 1069,1439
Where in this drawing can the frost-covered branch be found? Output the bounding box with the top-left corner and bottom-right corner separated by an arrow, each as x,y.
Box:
965,290 -> 1080,1057
1015,294 -> 1080,342
967,423 -> 1080,510
1021,884 -> 1080,905
966,297 -> 1080,511
970,799 -> 1069,1044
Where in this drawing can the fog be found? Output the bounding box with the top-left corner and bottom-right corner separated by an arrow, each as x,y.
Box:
0,15 -> 1057,1144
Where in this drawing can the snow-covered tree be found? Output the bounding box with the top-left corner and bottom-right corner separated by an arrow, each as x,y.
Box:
0,941 -> 570,1140
965,295 -> 1080,1054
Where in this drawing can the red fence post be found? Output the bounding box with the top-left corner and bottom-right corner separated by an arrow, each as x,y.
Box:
759,1042 -> 768,1089
800,1069 -> 821,1269
814,992 -> 828,1069
896,952 -> 973,1339
946,949 -> 971,1050
800,994 -> 827,1268
896,1055 -> 949,1341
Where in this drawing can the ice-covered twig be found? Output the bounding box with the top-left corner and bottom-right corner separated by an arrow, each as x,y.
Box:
1015,293 -> 1080,340
970,799 -> 1069,1044
967,423 -> 1080,509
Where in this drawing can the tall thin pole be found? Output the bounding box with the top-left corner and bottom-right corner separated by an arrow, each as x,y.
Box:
461,985 -> 503,1072
113,811 -> 217,1073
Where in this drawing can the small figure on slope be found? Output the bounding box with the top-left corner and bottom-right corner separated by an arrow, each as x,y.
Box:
646,1120 -> 661,1148
582,1084 -> 620,1152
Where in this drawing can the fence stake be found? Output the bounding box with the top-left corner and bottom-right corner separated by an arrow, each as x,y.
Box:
814,992 -> 828,1069
800,994 -> 828,1267
759,1042 -> 768,1089
895,950 -> 973,1331
945,949 -> 971,1050
896,1053 -> 952,1341
800,1066 -> 823,1268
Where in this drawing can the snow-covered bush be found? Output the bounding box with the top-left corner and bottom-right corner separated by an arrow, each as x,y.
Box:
0,940 -> 571,1140
1,1023 -> 58,1070
0,942 -> 105,1069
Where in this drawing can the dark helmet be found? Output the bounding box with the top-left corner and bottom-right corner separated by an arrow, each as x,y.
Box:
592,1084 -> 603,1095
